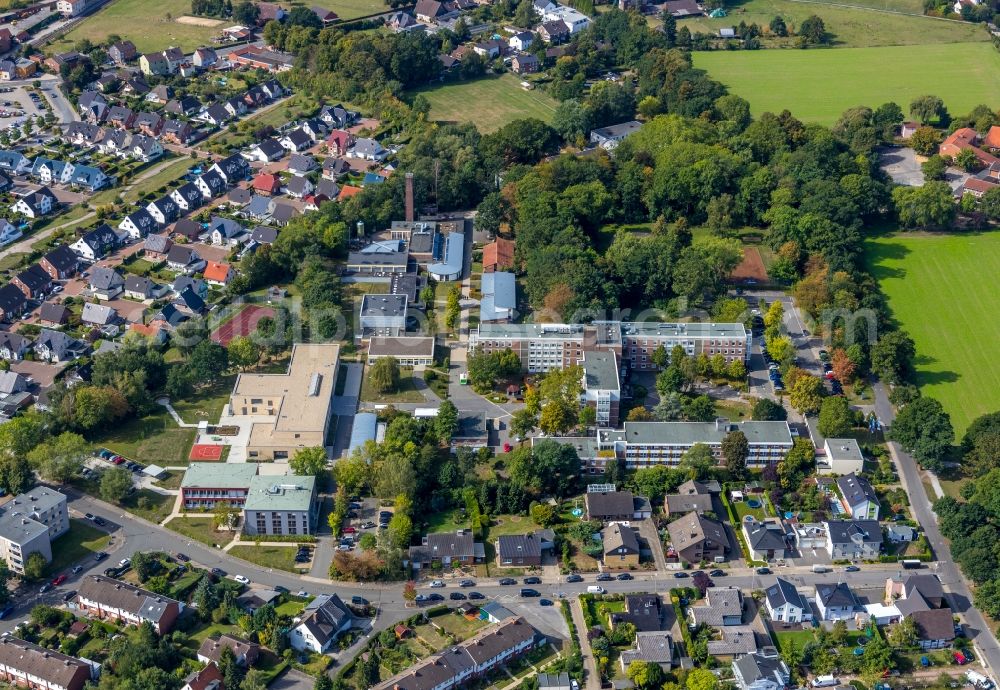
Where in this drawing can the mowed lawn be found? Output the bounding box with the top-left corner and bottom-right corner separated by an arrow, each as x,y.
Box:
866,231 -> 1000,435
310,0 -> 386,19
47,0 -> 218,53
695,43 -> 1000,125
412,74 -> 559,133
680,0 -> 985,47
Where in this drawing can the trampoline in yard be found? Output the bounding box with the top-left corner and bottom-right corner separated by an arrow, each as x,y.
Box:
746,499 -> 762,509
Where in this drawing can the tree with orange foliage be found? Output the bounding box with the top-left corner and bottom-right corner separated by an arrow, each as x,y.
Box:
830,348 -> 856,385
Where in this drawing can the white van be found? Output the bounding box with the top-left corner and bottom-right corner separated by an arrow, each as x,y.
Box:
812,676 -> 839,687
812,565 -> 830,573
587,585 -> 606,594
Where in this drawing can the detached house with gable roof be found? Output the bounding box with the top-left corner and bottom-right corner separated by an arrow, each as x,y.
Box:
836,473 -> 880,521
70,224 -> 120,262
765,577 -> 812,623
815,582 -> 860,621
290,594 -> 352,653
88,267 -> 125,300
495,531 -> 553,567
408,529 -> 484,569
13,187 -> 57,218
824,519 -> 882,560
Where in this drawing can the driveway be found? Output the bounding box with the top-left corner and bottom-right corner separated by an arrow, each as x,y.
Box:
267,668 -> 315,690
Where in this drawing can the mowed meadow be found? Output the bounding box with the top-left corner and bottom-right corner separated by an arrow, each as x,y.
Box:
694,42 -> 1000,125
866,231 -> 1000,435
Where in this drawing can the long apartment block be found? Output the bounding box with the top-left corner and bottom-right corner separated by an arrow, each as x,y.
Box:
540,419 -> 794,474
469,320 -> 750,374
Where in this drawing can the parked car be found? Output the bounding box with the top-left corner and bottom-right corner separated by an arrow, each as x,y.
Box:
844,565 -> 860,572
710,569 -> 726,577
459,579 -> 476,587
62,590 -> 76,602
499,578 -> 517,585
38,583 -> 51,594
565,574 -> 583,583
673,572 -> 689,578
596,573 -> 613,582
93,517 -> 106,526
539,599 -> 553,606
468,592 -> 484,600
429,580 -> 445,588
427,593 -> 444,602
71,565 -> 83,574
233,575 -> 250,584
343,526 -> 357,534
449,592 -> 467,600
756,567 -> 771,575
520,588 -> 540,597
616,572 -> 634,581
84,513 -> 95,520
118,558 -> 131,568
523,576 -> 541,585
94,552 -> 108,562
51,575 -> 67,586
175,553 -> 189,562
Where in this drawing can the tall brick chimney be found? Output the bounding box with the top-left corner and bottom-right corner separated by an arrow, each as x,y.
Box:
405,172 -> 414,222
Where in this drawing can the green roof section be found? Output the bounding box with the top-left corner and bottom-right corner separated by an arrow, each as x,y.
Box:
181,463 -> 258,489
243,475 -> 317,512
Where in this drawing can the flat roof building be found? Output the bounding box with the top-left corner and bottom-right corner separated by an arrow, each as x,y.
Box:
427,230 -> 464,281
582,350 -> 620,427
818,438 -> 864,475
366,336 -> 434,366
243,474 -> 320,536
180,463 -> 259,510
359,294 -> 408,338
0,487 -> 69,574
228,343 -> 340,461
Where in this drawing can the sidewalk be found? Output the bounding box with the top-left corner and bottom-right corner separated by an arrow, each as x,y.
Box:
568,598 -> 601,690
157,398 -> 198,428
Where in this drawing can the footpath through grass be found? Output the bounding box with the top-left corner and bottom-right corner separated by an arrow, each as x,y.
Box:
411,74 -> 559,133
866,230 -> 1000,436
695,43 -> 1000,125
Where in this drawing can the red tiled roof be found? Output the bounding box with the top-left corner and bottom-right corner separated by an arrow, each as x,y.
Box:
483,238 -> 515,270
338,185 -> 362,199
983,125 -> 1000,150
963,177 -> 997,194
252,173 -> 280,194
203,261 -> 232,283
185,663 -> 223,690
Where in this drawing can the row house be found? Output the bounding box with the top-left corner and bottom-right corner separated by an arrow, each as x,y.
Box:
76,575 -> 181,633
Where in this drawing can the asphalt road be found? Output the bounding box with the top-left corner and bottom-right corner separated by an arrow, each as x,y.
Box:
873,383 -> 1000,676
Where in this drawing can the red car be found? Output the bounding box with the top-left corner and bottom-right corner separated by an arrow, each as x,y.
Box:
112,456 -> 125,465
343,526 -> 357,534
503,442 -> 513,453
51,575 -> 67,586
954,652 -> 968,665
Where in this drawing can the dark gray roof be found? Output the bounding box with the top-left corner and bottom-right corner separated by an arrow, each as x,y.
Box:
145,234 -> 172,255
825,519 -> 882,545
836,473 -> 879,508
255,138 -> 284,158
815,582 -> 859,609
89,266 -> 124,290
765,577 -> 807,611
250,226 -> 278,244
496,533 -> 543,560
38,302 -> 68,324
300,593 -> 351,646
43,245 -> 78,273
586,490 -> 635,518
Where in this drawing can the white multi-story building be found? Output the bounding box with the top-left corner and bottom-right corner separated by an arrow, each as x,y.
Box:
0,487 -> 69,574
242,474 -> 319,537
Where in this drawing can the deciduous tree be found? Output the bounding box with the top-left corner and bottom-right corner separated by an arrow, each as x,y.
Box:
290,446 -> 327,476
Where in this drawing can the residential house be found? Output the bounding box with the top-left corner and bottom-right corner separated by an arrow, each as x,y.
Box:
31,158 -> 73,185
270,202 -> 298,226
590,120 -> 643,150
224,96 -> 247,118
322,157 -> 350,180
122,75 -> 150,96
584,489 -> 650,521
241,195 -> 274,222
109,40 -> 138,64
203,261 -> 234,287
249,226 -> 278,246
689,586 -> 744,627
888,524 -> 917,543
325,129 -> 354,156
664,479 -> 715,515
0,637 -> 92,690
38,302 -> 69,327
290,594 -> 353,653
170,183 -> 204,213
70,224 -> 119,261
166,245 -> 202,272
67,121 -> 104,146
135,112 -> 164,137
147,196 -> 179,225
106,105 -> 136,130
181,663 -> 223,690
246,138 -> 285,163
512,53 -> 538,74
288,153 -> 318,175
162,119 -> 195,145
140,52 -> 168,76
610,594 -> 664,632
836,473 -> 880,520
119,209 -> 157,240
300,118 -> 327,141
252,173 -> 282,195
280,128 -> 313,153
143,234 -> 173,261
0,150 -> 30,175
0,332 -> 31,361
211,153 -> 252,186
196,170 -> 226,200
824,519 -> 882,560
148,85 -> 174,104
197,634 -> 260,666
78,91 -> 108,122
173,287 -> 206,314
69,164 -> 110,191
620,631 -> 674,672
764,578 -> 812,623
81,302 -> 118,327
349,137 -> 388,161
732,652 -> 790,690
284,176 -> 314,199
538,19 -> 570,43
11,264 -> 51,299
815,582 -> 860,621
192,47 -> 218,69
817,438 -> 865,475
315,178 -> 339,200
34,329 -> 84,362
0,284 -> 25,321
201,103 -> 231,127
509,31 -> 533,51
0,218 -> 18,247
494,531 -> 552,567
88,267 -> 125,300
152,303 -> 189,329
885,574 -> 954,649
371,617 -> 538,690
166,96 -> 201,117
407,529 -> 483,569
602,523 -> 640,570
208,217 -> 245,246
127,134 -> 163,162
743,519 -> 790,562
666,512 -> 730,563
415,0 -> 449,22
98,129 -> 129,156
260,79 -> 285,100
13,187 -> 57,219
318,103 -> 356,128
124,275 -> 159,301
77,575 -> 181,633
312,6 -> 339,24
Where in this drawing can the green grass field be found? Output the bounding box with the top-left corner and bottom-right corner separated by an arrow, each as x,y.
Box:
695,43 -> 1000,124
411,74 -> 559,133
310,0 -> 387,19
681,0 -> 985,47
48,520 -> 111,575
867,231 -> 1000,435
48,0 -> 220,53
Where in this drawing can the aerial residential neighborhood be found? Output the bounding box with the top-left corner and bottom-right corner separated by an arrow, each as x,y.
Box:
0,0 -> 992,689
